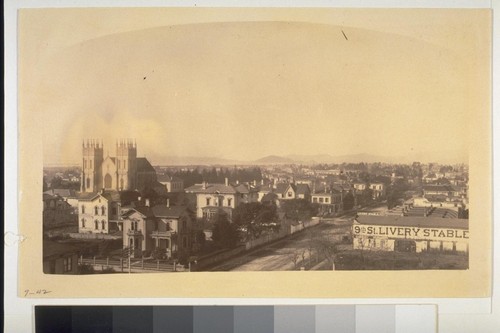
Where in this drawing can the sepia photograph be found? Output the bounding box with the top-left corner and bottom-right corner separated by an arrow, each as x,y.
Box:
18,7 -> 491,298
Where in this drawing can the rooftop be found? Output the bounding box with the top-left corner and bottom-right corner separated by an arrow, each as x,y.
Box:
355,215 -> 468,229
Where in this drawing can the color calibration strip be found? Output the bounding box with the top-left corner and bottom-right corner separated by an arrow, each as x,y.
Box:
35,305 -> 436,333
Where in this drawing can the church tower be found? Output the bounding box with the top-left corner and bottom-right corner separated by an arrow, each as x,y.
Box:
81,139 -> 104,192
116,139 -> 137,191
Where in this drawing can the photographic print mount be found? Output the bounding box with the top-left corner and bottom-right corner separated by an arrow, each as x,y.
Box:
18,7 -> 491,298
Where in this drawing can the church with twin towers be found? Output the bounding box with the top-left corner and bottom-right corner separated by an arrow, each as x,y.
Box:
80,139 -> 157,193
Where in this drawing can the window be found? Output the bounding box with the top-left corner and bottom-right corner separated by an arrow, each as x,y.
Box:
206,198 -> 211,206
134,221 -> 138,231
63,257 -> 72,272
124,160 -> 126,169
90,159 -> 92,168
118,160 -> 121,169
288,191 -> 293,197
325,197 -> 329,203
319,197 -> 324,203
94,206 -> 98,215
131,221 -> 134,231
112,207 -> 117,215
86,178 -> 90,189
101,220 -> 106,230
81,205 -> 85,214
182,220 -> 187,230
81,219 -> 85,228
95,220 -> 98,230
101,206 -> 106,215
84,160 -> 87,169
228,198 -> 232,206
313,198 -> 318,203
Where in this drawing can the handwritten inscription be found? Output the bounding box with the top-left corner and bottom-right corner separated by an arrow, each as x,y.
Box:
24,289 -> 52,297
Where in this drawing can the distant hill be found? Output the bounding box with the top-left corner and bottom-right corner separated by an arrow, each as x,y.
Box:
254,155 -> 295,164
150,151 -> 467,166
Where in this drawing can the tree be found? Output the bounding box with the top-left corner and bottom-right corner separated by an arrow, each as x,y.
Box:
342,192 -> 355,211
232,202 -> 279,240
49,176 -> 63,189
281,199 -> 319,221
360,187 -> 374,206
211,210 -> 240,249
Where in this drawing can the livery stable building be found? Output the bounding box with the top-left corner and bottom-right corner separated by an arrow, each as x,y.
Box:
352,215 -> 469,254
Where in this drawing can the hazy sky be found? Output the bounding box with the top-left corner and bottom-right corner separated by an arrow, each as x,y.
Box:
19,8 -> 489,165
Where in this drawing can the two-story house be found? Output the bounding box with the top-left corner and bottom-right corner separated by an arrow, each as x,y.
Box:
185,178 -> 255,220
311,188 -> 343,216
77,190 -> 121,234
121,203 -> 193,258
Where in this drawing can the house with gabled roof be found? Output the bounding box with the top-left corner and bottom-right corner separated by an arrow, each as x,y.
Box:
77,189 -> 122,234
274,183 -> 296,200
121,202 -> 194,258
185,178 -> 258,219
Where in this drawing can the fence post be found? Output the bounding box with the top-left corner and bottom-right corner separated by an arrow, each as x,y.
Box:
120,258 -> 123,272
80,255 -> 83,264
174,262 -> 176,272
93,256 -> 96,265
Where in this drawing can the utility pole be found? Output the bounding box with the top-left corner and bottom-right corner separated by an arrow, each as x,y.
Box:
128,248 -> 131,274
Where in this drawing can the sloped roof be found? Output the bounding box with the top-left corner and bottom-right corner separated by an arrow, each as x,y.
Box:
119,190 -> 141,204
44,189 -> 76,198
101,190 -> 121,202
274,183 -> 290,194
355,215 -> 468,229
122,206 -> 154,218
261,192 -> 279,202
185,183 -> 238,194
234,184 -> 250,194
136,157 -> 156,173
43,193 -> 57,201
75,192 -> 100,200
152,205 -> 190,218
157,174 -> 172,182
295,184 -> 310,195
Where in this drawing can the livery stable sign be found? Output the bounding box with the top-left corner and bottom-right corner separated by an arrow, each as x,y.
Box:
352,224 -> 469,241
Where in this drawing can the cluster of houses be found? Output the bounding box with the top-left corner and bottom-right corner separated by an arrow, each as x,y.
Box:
43,141 -> 470,273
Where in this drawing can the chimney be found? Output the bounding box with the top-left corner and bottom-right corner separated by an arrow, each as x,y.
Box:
236,180 -> 239,185
225,177 -> 229,186
166,198 -> 170,208
145,199 -> 150,207
261,179 -> 264,185
253,180 -> 257,186
202,181 -> 207,189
